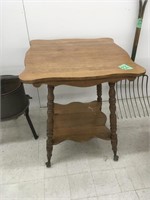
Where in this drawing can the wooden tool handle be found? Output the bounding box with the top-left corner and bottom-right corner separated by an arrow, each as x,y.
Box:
131,0 -> 148,61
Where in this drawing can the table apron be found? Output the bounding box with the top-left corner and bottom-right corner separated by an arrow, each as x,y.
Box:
32,76 -> 137,88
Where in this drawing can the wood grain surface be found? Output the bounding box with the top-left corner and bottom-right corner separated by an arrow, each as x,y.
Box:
19,38 -> 146,85
52,101 -> 111,144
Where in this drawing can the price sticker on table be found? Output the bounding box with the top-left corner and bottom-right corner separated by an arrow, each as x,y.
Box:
118,64 -> 133,70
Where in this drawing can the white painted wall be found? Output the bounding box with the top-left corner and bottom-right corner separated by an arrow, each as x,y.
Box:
1,0 -> 39,107
1,0 -> 149,107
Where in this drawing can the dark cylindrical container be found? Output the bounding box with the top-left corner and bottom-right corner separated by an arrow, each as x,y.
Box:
1,75 -> 29,121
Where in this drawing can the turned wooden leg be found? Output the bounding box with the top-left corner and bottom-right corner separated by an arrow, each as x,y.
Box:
109,82 -> 119,161
97,84 -> 102,111
46,85 -> 54,168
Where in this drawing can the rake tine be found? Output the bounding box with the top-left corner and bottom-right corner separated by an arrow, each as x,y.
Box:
120,80 -> 128,118
137,76 -> 146,116
116,82 -> 123,119
142,75 -> 150,116
145,74 -> 150,109
133,78 -> 141,117
129,81 -> 136,118
125,79 -> 132,118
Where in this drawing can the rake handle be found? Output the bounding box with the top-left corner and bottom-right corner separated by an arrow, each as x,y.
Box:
131,0 -> 148,61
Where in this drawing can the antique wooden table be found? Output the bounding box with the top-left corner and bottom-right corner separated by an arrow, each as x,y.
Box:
19,38 -> 145,167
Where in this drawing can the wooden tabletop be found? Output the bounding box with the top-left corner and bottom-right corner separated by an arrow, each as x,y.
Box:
19,38 -> 146,86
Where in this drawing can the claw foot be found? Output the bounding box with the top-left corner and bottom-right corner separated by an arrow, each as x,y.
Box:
45,161 -> 51,168
113,155 -> 119,161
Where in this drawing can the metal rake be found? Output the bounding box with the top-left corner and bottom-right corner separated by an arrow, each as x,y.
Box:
116,0 -> 150,119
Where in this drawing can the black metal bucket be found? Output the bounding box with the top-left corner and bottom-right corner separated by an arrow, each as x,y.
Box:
1,75 -> 29,120
0,75 -> 38,139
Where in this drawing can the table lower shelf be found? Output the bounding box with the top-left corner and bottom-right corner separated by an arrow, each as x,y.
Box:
52,101 -> 111,144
